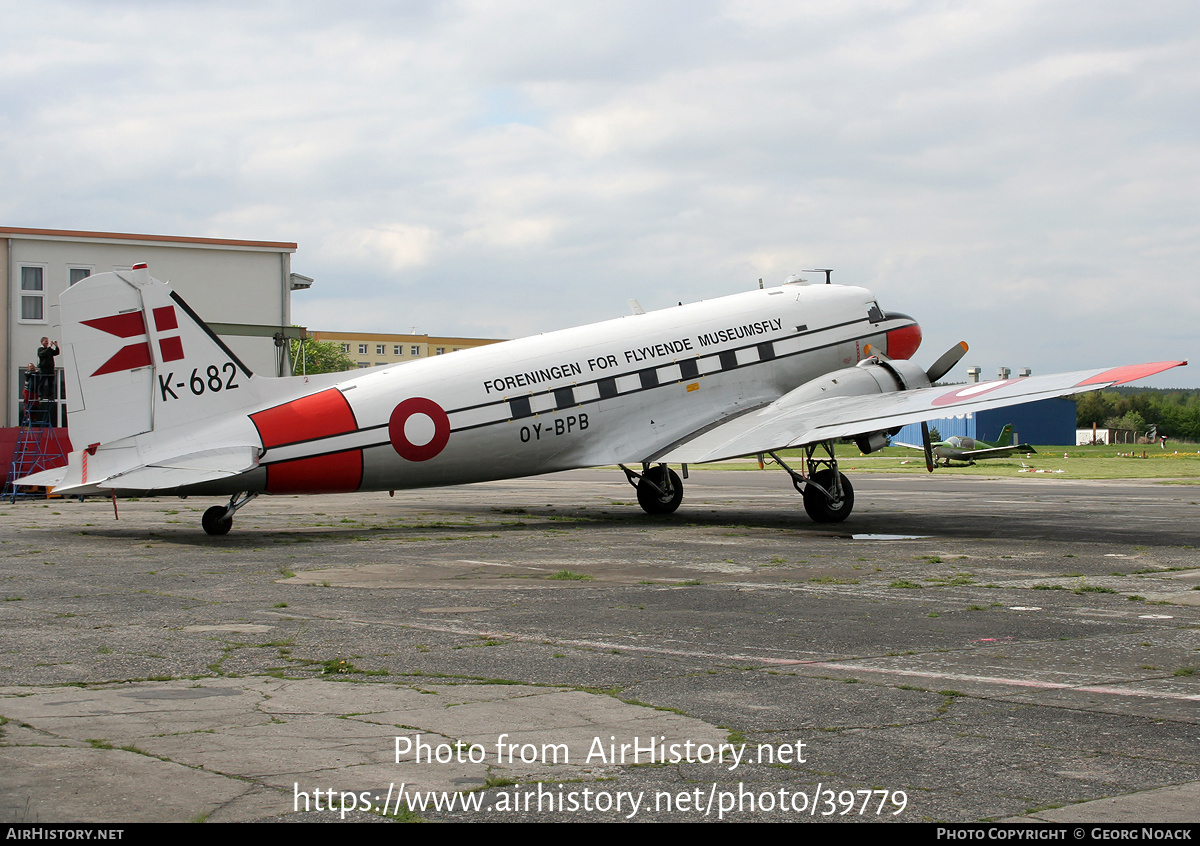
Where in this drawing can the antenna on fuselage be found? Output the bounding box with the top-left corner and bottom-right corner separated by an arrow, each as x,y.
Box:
803,268 -> 833,284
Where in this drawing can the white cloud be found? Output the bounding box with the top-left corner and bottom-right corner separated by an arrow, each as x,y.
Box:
3,0 -> 1197,385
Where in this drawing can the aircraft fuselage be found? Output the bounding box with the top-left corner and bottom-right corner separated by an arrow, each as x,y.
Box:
174,283 -> 918,497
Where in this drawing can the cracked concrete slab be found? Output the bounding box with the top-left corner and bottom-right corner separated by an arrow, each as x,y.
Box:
1,677 -> 725,821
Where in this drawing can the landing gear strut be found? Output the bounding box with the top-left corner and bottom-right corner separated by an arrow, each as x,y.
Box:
768,442 -> 855,523
201,492 -> 258,536
621,463 -> 684,515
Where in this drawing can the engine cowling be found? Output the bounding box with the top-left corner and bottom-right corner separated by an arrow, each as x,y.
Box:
774,356 -> 932,454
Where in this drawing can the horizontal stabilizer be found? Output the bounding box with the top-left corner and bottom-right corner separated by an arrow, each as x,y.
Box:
33,445 -> 261,495
101,445 -> 260,490
13,466 -> 69,488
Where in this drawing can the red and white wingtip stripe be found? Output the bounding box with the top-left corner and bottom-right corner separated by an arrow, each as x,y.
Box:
1074,360 -> 1187,387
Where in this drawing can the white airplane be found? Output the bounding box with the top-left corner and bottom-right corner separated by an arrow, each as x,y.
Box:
17,264 -> 1184,534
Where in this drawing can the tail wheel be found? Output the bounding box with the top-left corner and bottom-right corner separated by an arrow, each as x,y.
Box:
637,466 -> 683,515
802,469 -> 854,523
202,505 -> 233,536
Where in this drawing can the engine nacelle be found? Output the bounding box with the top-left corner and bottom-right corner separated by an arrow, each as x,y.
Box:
775,357 -> 932,453
854,431 -> 891,454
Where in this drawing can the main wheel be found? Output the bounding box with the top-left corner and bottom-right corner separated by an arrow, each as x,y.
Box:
202,505 -> 233,536
802,469 -> 854,523
637,466 -> 683,515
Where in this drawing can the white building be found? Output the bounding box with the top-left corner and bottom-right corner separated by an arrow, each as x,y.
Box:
3,226 -> 308,427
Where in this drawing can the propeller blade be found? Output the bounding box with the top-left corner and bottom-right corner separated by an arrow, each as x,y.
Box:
921,421 -> 935,473
926,341 -> 969,383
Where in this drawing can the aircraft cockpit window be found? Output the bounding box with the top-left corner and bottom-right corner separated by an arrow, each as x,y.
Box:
867,302 -> 885,323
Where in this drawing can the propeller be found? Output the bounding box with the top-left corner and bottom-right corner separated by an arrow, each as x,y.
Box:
863,339 -> 968,383
925,341 -> 969,383
861,340 -> 967,473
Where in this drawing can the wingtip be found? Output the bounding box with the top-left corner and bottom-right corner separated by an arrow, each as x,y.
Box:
1075,360 -> 1189,387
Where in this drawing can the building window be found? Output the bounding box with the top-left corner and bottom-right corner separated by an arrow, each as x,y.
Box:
411,346 -> 420,356
436,347 -> 445,355
68,267 -> 92,286
358,344 -> 368,355
393,345 -> 402,355
19,266 -> 45,322
376,344 -> 385,355
341,343 -> 350,352
357,362 -> 369,368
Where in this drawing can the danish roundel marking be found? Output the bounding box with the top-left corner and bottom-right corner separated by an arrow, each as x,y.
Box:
388,397 -> 451,462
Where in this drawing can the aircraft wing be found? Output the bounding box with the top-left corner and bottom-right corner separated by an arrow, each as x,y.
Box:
654,361 -> 1185,465
960,444 -> 1037,460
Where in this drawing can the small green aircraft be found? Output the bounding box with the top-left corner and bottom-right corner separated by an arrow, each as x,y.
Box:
896,423 -> 1036,468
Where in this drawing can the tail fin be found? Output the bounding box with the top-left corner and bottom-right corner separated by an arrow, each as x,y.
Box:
61,264 -> 262,448
993,424 -> 1014,446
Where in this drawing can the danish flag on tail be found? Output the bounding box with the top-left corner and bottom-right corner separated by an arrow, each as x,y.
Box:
82,302 -> 186,376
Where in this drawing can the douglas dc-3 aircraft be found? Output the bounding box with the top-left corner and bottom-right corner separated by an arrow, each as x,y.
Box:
17,265 -> 1184,534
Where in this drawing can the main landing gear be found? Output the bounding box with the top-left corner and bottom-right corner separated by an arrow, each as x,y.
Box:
201,492 -> 258,536
621,463 -> 685,515
768,441 -> 855,523
621,443 -> 856,523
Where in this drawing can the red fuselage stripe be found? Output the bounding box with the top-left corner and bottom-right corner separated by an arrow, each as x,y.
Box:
266,450 -> 363,494
250,388 -> 358,450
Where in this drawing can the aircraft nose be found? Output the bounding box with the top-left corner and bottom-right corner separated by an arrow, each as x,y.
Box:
884,315 -> 922,360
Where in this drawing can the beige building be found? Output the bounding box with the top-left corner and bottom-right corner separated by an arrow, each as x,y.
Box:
310,331 -> 505,369
3,226 -> 308,427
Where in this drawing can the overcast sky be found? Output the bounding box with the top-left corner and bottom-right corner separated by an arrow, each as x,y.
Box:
4,0 -> 1197,386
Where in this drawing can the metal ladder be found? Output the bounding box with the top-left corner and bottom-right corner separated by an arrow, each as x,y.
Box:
3,400 -> 68,502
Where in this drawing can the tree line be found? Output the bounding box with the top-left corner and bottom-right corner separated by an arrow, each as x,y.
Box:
1076,389 -> 1200,442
